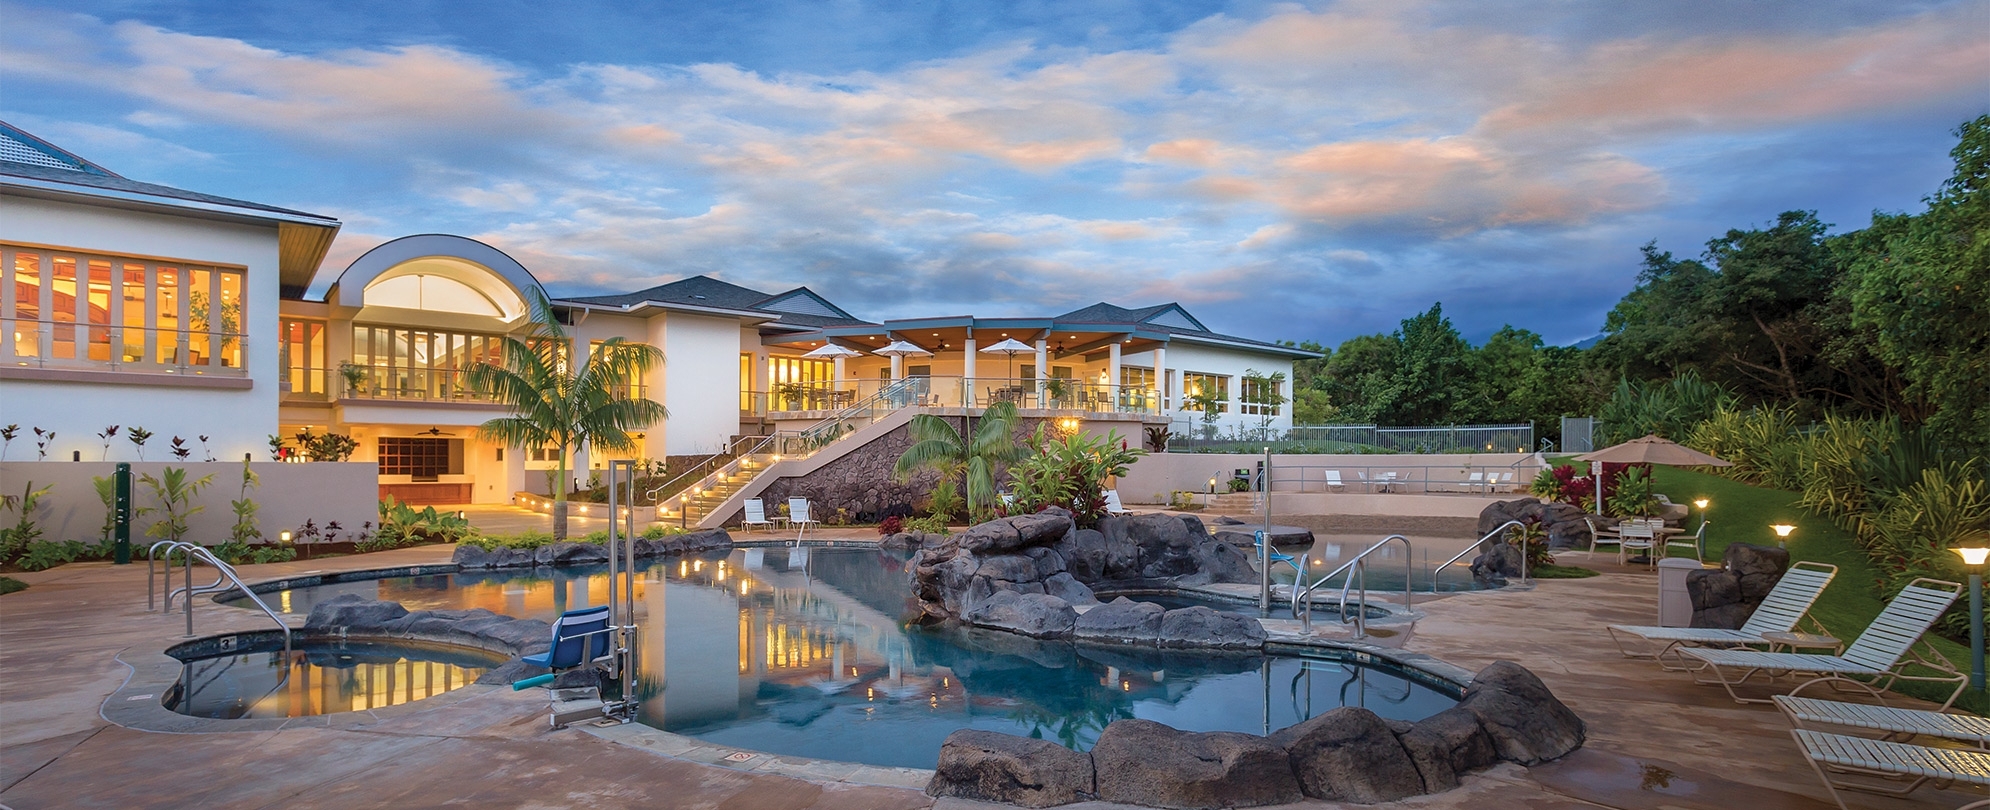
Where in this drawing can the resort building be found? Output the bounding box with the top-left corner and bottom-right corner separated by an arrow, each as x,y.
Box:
2,123 -> 1314,509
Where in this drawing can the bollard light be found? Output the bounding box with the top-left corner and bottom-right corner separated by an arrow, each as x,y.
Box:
279,530 -> 292,545
1770,523 -> 1796,549
1954,546 -> 1989,693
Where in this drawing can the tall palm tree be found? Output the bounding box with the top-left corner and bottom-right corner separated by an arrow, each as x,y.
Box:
467,291 -> 666,539
894,401 -> 1024,523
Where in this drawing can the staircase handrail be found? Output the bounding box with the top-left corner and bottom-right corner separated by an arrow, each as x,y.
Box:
643,435 -> 754,505
669,433 -> 782,525
148,540 -> 293,650
798,377 -> 919,447
1430,520 -> 1529,591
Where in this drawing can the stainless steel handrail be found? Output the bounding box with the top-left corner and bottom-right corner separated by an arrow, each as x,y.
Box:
643,435 -> 755,506
148,540 -> 292,649
150,540 -> 222,611
1291,534 -> 1412,638
1430,520 -> 1528,591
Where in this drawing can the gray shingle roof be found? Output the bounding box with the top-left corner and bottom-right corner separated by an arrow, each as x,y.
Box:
1052,300 -> 1308,355
0,121 -> 334,223
559,275 -> 876,327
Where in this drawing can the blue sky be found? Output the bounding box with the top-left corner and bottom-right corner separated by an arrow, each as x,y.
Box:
4,0 -> 1985,347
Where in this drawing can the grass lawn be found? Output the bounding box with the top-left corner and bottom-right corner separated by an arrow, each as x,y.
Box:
0,575 -> 25,595
1645,463 -> 1985,714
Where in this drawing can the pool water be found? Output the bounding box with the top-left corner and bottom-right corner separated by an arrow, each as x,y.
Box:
165,638 -> 497,719
238,548 -> 1458,768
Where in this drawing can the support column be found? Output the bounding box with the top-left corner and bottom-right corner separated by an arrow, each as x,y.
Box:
832,356 -> 845,384
1034,338 -> 1048,405
1107,342 -> 1122,410
962,336 -> 976,407
1152,346 -> 1167,411
891,354 -> 903,380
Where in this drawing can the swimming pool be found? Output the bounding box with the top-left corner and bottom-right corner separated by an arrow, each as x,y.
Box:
235,548 -> 1458,768
164,637 -> 498,720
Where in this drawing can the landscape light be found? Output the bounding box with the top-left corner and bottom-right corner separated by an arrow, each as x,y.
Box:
1770,524 -> 1796,538
1952,545 -> 1989,692
1693,498 -> 1709,510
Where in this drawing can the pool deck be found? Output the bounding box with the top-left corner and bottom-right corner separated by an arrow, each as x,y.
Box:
1,533 -> 1979,808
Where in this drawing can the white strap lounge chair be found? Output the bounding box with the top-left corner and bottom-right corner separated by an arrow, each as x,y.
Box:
788,497 -> 820,544
1775,695 -> 1990,749
1462,472 -> 1484,493
1791,729 -> 1990,808
742,498 -> 775,533
1322,470 -> 1345,492
1680,578 -> 1967,709
1607,561 -> 1837,666
1103,489 -> 1133,517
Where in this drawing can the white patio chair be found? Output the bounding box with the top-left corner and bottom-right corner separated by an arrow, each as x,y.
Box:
1322,470 -> 1345,492
1791,729 -> 1990,808
788,497 -> 820,544
1584,516 -> 1622,558
1618,521 -> 1657,567
1103,489 -> 1133,517
1681,578 -> 1967,709
1462,472 -> 1484,493
742,498 -> 775,533
1607,561 -> 1838,666
1776,695 -> 1990,750
1495,471 -> 1515,492
1356,470 -> 1374,492
1666,519 -> 1708,561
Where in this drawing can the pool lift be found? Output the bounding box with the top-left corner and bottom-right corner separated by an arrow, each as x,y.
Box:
521,459 -> 644,727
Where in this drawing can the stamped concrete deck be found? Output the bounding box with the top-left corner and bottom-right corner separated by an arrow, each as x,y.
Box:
1,537 -> 1981,809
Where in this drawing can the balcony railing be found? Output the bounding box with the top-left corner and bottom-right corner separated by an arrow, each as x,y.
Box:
745,376 -> 1167,418
4,318 -> 248,376
336,367 -> 647,404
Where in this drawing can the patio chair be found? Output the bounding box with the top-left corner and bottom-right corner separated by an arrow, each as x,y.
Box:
1103,489 -> 1133,517
1495,471 -> 1516,492
789,497 -> 820,544
1356,470 -> 1374,492
742,498 -> 775,533
1791,729 -> 1990,808
1322,470 -> 1345,492
1775,695 -> 1990,750
1618,521 -> 1657,567
1606,561 -> 1837,666
1462,472 -> 1484,493
1680,578 -> 1967,709
1584,516 -> 1623,558
1665,519 -> 1708,561
521,606 -> 615,672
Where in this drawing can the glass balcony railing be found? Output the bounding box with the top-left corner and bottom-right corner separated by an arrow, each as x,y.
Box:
335,366 -> 647,404
744,376 -> 1169,418
4,318 -> 248,376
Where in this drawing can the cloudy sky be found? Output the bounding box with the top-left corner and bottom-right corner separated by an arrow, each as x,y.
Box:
4,1 -> 1985,347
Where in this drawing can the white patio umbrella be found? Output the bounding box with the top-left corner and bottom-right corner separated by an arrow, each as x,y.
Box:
802,343 -> 864,359
977,337 -> 1035,380
873,339 -> 932,381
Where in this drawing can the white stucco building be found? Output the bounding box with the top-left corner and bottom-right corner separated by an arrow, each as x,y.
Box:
3,122 -> 1316,506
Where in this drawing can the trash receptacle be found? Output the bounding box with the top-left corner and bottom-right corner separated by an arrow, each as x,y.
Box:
1656,558 -> 1701,627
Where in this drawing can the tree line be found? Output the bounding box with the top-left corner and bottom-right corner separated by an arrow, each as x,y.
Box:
1283,115 -> 1988,455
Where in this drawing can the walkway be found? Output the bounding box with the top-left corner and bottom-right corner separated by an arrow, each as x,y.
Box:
0,542 -> 1978,808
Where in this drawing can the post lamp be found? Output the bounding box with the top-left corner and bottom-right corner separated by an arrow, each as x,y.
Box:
1952,545 -> 1988,692
1693,498 -> 1710,541
1770,523 -> 1795,549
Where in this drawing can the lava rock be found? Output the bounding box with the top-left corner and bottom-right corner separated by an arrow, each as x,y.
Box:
963,590 -> 1077,638
1041,572 -> 1097,606
1073,597 -> 1165,643
1394,706 -> 1499,792
926,729 -> 1096,808
303,593 -> 410,633
1457,661 -> 1584,765
535,542 -> 608,566
1271,706 -> 1424,803
1470,541 -> 1524,588
1051,528 -> 1108,581
1090,719 -> 1301,809
1723,543 -> 1789,578
1156,606 -> 1266,649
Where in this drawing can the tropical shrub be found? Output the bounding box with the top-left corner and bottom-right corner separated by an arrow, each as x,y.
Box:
16,540 -> 115,571
1597,371 -> 1734,444
1605,466 -> 1659,517
877,515 -> 904,535
894,402 -> 1023,523
139,467 -> 214,543
1685,405 -> 1800,484
1528,467 -> 1563,501
365,496 -> 477,552
903,515 -> 950,536
1009,427 -> 1145,527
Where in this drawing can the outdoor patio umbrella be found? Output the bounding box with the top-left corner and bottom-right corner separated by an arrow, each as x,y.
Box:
1577,434 -> 1732,467
873,340 -> 932,358
977,337 -> 1035,380
802,343 -> 864,359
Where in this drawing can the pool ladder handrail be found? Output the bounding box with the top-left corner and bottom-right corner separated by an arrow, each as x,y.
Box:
1291,534 -> 1412,639
1429,520 -> 1530,592
147,540 -> 292,650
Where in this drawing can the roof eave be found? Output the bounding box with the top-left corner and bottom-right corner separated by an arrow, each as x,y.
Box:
1,174 -> 339,228
554,298 -> 776,323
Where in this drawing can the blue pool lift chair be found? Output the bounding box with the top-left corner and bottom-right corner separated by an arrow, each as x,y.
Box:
522,605 -> 615,672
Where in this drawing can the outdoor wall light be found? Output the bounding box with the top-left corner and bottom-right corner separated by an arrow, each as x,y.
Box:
1953,545 -> 1989,692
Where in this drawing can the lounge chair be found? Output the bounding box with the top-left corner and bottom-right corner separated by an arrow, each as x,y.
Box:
1496,471 -> 1516,492
1462,472 -> 1484,493
1775,695 -> 1990,749
1791,729 -> 1990,808
1322,470 -> 1345,492
1606,561 -> 1837,666
789,497 -> 820,544
1103,489 -> 1133,517
742,498 -> 775,533
1680,578 -> 1966,709
521,606 -> 614,672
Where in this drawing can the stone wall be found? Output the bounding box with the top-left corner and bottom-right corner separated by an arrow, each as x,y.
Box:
928,660 -> 1585,808
748,416 -> 1051,525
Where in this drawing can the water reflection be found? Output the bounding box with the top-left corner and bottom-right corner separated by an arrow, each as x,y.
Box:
246,549 -> 1455,768
166,641 -> 492,719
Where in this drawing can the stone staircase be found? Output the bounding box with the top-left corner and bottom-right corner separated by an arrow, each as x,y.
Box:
1204,492 -> 1263,514
654,454 -> 772,525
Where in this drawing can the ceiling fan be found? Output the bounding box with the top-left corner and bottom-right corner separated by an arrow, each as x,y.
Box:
418,427 -> 457,436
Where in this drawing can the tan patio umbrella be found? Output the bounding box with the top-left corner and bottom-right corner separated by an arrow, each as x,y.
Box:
1577,434 -> 1732,467
802,343 -> 864,359
978,337 -> 1035,380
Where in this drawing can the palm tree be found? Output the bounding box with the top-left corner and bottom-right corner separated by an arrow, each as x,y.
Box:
466,291 -> 666,540
894,401 -> 1024,523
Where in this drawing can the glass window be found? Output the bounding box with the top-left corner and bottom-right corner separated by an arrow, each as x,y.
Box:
1240,375 -> 1281,416
1182,373 -> 1228,413
50,256 -> 76,359
10,251 -> 41,357
85,259 -> 111,362
156,266 -> 180,365
120,262 -> 146,363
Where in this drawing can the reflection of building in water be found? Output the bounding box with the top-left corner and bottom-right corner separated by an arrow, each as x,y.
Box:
184,650 -> 486,719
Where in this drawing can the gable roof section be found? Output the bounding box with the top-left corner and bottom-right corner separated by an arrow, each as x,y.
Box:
755,287 -> 858,321
0,124 -> 114,174
558,275 -> 874,327
1054,300 -> 1316,358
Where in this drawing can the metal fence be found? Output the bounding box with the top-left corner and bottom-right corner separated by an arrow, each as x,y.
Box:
1167,423 -> 1535,454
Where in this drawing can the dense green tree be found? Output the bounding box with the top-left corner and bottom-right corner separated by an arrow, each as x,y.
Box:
1377,303 -> 1475,425
1470,326 -> 1554,425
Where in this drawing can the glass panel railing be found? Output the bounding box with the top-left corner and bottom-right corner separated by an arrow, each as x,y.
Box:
337,367 -> 646,403
3,318 -> 248,376
745,376 -> 1167,417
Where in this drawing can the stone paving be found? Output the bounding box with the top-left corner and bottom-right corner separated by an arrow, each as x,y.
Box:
0,530 -> 1982,809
